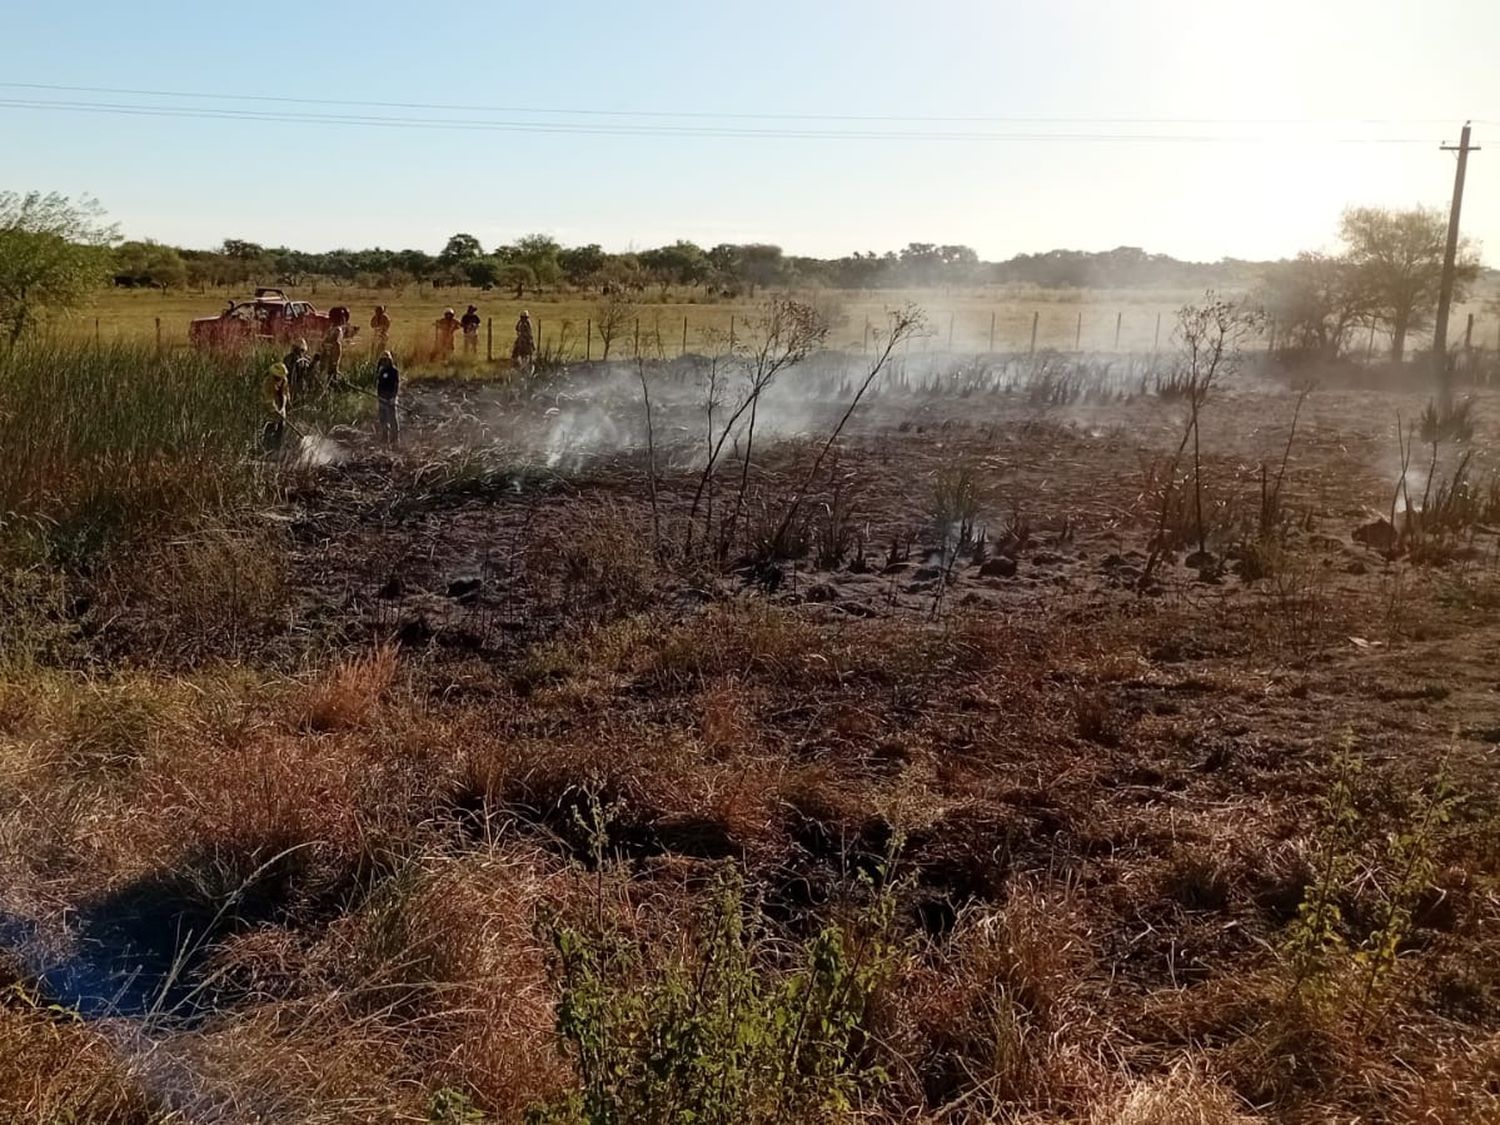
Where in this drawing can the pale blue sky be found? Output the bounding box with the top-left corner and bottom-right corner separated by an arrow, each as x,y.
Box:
3,1 -> 1498,262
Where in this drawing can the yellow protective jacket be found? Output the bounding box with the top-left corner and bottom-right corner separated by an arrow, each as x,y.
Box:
264,363 -> 291,416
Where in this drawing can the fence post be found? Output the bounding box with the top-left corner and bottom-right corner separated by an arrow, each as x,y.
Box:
486,317 -> 493,361
1074,312 -> 1082,351
682,315 -> 688,355
537,318 -> 542,359
947,311 -> 954,350
1152,313 -> 1161,354
988,311 -> 995,353
729,315 -> 735,350
154,317 -> 162,353
634,318 -> 640,357
95,317 -> 101,347
1029,311 -> 1038,356
863,316 -> 870,353
1464,313 -> 1474,365
1114,311 -> 1122,351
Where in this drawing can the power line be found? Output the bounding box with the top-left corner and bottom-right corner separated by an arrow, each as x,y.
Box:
0,96 -> 1442,144
0,80 -> 1479,129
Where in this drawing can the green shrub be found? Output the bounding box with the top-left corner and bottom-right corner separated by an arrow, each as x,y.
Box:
529,870 -> 901,1125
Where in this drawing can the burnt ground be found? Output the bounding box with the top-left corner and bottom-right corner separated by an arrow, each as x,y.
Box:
4,355 -> 1500,1122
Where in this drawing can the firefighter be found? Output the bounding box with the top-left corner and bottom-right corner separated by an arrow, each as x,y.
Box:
370,305 -> 391,352
375,350 -> 401,446
434,308 -> 460,358
512,309 -> 535,367
460,305 -> 481,355
262,360 -> 291,451
320,322 -> 345,387
285,338 -> 314,393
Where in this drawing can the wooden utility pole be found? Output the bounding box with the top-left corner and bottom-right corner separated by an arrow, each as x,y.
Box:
1434,122 -> 1479,407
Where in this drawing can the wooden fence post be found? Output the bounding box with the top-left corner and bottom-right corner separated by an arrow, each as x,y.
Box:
486,317 -> 493,362
1029,311 -> 1038,356
1074,312 -> 1082,351
95,317 -> 101,347
947,311 -> 954,350
729,315 -> 735,351
586,319 -> 592,361
682,315 -> 688,355
988,311 -> 995,353
1114,311 -> 1122,351
154,317 -> 162,353
1153,313 -> 1161,354
633,318 -> 640,358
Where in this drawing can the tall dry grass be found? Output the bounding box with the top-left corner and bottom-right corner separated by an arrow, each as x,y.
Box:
0,339 -> 267,563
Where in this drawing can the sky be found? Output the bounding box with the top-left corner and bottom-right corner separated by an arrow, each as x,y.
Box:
3,0 -> 1499,264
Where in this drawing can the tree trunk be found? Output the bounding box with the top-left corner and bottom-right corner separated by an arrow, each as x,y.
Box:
1390,319 -> 1408,363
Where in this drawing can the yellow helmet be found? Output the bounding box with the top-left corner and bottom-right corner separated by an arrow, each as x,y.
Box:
270,362 -> 289,377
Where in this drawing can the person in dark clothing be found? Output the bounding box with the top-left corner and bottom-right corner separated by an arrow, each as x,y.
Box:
460,305 -> 481,354
285,338 -> 315,393
375,350 -> 400,446
512,310 -> 535,370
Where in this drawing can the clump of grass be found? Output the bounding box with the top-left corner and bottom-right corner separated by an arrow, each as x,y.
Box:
0,990 -> 160,1123
301,643 -> 400,733
1418,396 -> 1476,444
1089,1060 -> 1253,1125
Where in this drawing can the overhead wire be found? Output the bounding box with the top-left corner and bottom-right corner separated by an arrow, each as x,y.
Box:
0,81 -> 1478,129
0,94 -> 1445,144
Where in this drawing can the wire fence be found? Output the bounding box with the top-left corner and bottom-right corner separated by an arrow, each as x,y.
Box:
80,305 -> 1500,372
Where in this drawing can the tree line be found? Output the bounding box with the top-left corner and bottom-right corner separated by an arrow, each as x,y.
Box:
3,190 -> 1492,361
110,234 -> 1259,298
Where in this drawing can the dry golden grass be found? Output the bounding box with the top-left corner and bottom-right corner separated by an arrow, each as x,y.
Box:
300,642 -> 400,733
1089,1060 -> 1254,1125
0,994 -> 156,1124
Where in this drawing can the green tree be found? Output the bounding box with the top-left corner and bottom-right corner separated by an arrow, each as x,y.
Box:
439,232 -> 483,266
559,243 -> 607,288
113,239 -> 187,290
504,234 -> 563,290
639,240 -> 710,293
0,191 -> 117,344
499,262 -> 537,300
1258,251 -> 1374,361
465,256 -> 503,289
1339,206 -> 1478,363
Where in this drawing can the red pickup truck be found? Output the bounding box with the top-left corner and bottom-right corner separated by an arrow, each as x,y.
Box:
189,288 -> 357,348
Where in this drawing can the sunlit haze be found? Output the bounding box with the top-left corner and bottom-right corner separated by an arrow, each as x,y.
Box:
4,0 -> 1498,263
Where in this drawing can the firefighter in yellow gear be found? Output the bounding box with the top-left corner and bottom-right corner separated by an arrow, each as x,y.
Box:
263,361 -> 291,451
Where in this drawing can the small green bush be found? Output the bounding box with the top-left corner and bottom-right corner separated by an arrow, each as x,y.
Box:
529,870 -> 901,1125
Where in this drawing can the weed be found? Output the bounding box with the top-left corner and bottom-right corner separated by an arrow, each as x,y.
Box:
529,868 -> 902,1124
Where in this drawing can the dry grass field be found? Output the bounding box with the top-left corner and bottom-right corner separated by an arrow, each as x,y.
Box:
2,311 -> 1500,1122
71,284 -> 1500,370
